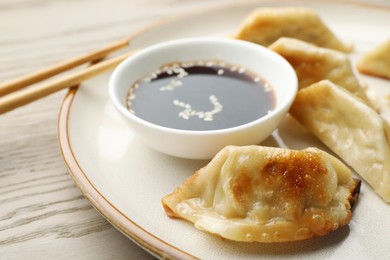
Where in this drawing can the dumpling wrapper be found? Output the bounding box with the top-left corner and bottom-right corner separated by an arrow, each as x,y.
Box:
357,39 -> 390,79
162,145 -> 360,242
269,37 -> 372,106
235,7 -> 352,52
290,80 -> 390,203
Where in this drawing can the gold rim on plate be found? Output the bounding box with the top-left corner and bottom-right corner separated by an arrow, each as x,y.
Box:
58,0 -> 390,259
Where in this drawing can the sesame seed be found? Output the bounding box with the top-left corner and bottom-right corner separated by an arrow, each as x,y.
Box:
264,82 -> 273,92
206,61 -> 214,67
172,94 -> 223,122
160,79 -> 183,91
172,67 -> 181,73
177,68 -> 188,78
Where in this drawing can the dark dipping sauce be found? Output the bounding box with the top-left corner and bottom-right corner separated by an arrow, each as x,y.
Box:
127,60 -> 275,131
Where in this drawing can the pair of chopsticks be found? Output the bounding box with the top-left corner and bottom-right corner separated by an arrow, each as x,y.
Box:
0,37 -> 137,114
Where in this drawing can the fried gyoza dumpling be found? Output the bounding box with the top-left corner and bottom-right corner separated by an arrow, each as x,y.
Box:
358,39 -> 390,79
290,80 -> 390,203
162,145 -> 360,242
235,7 -> 352,52
269,37 -> 371,106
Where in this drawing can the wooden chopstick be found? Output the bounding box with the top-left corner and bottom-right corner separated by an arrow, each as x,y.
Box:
0,50 -> 138,114
0,38 -> 130,97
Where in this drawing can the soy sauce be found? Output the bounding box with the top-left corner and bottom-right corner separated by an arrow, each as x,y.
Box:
127,60 -> 275,131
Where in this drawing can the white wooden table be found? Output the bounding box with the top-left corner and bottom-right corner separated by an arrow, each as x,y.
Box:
0,0 -> 388,259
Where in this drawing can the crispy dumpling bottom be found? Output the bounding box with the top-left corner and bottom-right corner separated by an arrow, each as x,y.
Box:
162,146 -> 360,243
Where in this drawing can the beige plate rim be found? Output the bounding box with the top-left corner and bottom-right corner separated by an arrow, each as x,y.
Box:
58,0 -> 390,259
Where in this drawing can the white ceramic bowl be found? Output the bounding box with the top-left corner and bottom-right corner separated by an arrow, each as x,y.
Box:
109,37 -> 297,159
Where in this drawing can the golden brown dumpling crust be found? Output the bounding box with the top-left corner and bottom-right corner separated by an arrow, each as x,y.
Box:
162,145 -> 360,242
269,37 -> 371,106
358,39 -> 390,79
235,7 -> 352,52
290,80 -> 390,203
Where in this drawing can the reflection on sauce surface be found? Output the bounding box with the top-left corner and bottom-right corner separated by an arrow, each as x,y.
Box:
127,60 -> 275,131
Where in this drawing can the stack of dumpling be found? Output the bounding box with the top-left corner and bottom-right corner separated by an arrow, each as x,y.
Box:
235,6 -> 390,204
162,7 -> 390,243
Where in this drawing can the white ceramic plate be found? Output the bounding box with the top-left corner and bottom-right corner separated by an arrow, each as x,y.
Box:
59,1 -> 390,259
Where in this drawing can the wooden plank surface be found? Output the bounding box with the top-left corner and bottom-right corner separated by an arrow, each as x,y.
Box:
0,0 -> 388,259
0,1 -> 222,259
